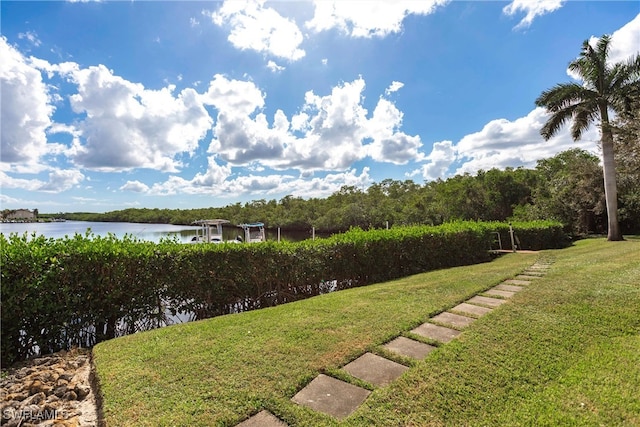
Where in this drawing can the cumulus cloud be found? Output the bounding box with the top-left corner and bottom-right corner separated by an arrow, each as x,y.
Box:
411,140 -> 456,181
0,169 -> 84,193
564,14 -> 639,92
503,0 -> 565,30
410,108 -> 599,181
366,98 -> 423,164
0,37 -> 55,167
266,60 -> 285,73
607,13 -> 640,65
120,180 -> 150,193
142,160 -> 371,200
202,75 -> 420,172
306,0 -> 449,38
206,0 -> 305,61
57,64 -> 213,172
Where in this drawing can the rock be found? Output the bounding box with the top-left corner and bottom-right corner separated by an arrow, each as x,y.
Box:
75,385 -> 90,400
0,348 -> 98,426
21,392 -> 46,406
54,385 -> 68,398
3,392 -> 28,401
62,390 -> 78,401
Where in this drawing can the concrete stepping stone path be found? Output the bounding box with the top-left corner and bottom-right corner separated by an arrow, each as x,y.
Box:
467,295 -> 508,308
484,288 -> 516,298
291,374 -> 371,420
411,322 -> 461,343
383,336 -> 435,360
431,311 -> 477,329
502,279 -> 534,286
343,352 -> 409,387
237,410 -> 287,427
237,260 -> 552,425
494,284 -> 524,292
516,274 -> 541,280
451,302 -> 493,317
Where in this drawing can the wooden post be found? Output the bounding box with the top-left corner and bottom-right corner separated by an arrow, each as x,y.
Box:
509,223 -> 516,253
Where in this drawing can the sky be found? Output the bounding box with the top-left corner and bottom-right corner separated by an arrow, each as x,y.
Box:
1,1 -> 639,213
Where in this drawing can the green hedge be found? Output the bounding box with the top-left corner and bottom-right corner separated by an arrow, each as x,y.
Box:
0,221 -> 567,366
490,220 -> 571,251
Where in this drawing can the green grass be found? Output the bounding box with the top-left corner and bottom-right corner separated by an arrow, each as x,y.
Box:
93,238 -> 640,426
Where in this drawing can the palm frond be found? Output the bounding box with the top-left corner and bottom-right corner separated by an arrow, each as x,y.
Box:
535,83 -> 595,112
571,104 -> 599,140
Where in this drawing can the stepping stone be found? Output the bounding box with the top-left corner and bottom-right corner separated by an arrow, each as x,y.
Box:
522,271 -> 545,276
291,374 -> 370,420
503,279 -> 532,286
411,322 -> 461,343
467,295 -> 507,308
494,284 -> 524,292
431,312 -> 476,329
451,302 -> 492,317
237,410 -> 287,427
528,265 -> 550,270
515,275 -> 540,280
383,336 -> 435,360
485,289 -> 515,298
343,353 -> 408,387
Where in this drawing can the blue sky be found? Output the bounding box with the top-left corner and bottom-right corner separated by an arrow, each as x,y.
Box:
1,1 -> 639,213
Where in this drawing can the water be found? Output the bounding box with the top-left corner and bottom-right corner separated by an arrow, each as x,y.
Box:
0,221 -> 324,243
0,221 -> 201,243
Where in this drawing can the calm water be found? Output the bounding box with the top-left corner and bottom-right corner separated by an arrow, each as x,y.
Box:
0,221 -> 202,243
0,221 -> 320,243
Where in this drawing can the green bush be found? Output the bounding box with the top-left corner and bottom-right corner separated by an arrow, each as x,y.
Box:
0,221 -> 567,366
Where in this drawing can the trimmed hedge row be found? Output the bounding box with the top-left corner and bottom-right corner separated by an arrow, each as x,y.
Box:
1,221 -> 567,365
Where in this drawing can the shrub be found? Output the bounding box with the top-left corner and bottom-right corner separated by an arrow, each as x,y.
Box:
0,221 -> 567,365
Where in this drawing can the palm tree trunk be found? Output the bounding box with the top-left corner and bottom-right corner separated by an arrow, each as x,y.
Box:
600,109 -> 623,241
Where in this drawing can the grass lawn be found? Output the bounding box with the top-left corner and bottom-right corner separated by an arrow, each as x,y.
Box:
93,238 -> 640,426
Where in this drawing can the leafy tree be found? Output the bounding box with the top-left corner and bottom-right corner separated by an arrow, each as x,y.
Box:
535,34 -> 640,240
515,149 -> 605,235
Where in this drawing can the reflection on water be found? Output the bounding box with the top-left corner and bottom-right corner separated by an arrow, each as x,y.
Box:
0,221 -> 327,243
0,221 -> 201,243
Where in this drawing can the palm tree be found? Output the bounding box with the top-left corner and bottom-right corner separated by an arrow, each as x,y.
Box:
535,35 -> 640,241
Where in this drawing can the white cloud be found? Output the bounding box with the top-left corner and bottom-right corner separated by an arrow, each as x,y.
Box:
366,98 -> 423,164
201,73 -> 265,116
608,13 -> 640,65
411,107 -> 599,181
411,140 -> 456,181
266,60 -> 285,73
455,107 -> 598,174
57,64 -> 213,172
206,0 -> 305,61
0,169 -> 84,193
306,0 -> 449,38
143,159 -> 371,200
203,76 -> 421,172
385,81 -> 404,95
565,14 -> 639,87
503,0 -> 565,30
120,180 -> 150,193
0,37 -> 55,167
